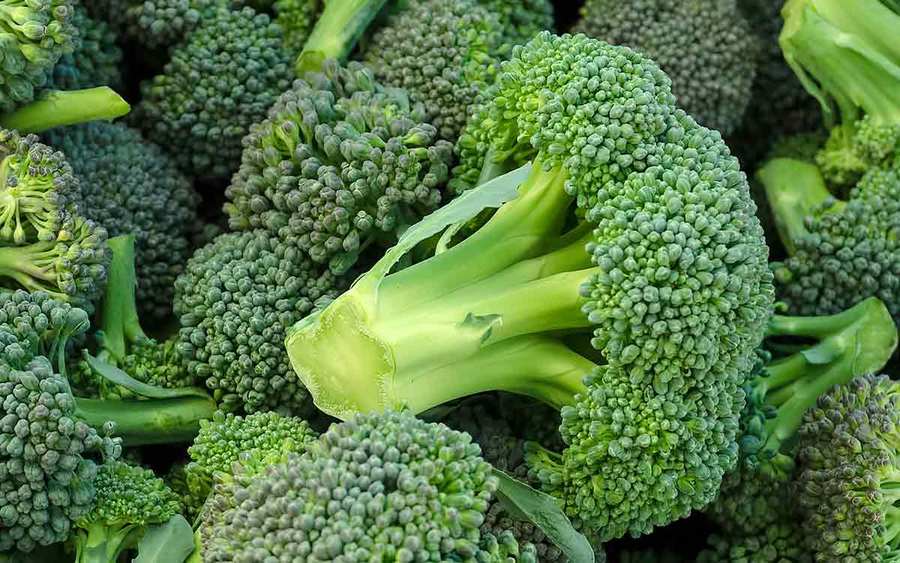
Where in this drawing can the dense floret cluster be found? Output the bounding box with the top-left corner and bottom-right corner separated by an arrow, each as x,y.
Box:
83,0 -> 213,49
47,6 -> 122,91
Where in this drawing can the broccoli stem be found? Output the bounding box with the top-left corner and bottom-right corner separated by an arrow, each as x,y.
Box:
0,242 -> 66,298
75,521 -> 138,563
296,0 -> 390,74
0,88 -> 131,134
74,395 -> 217,446
98,235 -> 148,361
780,0 -> 900,129
757,297 -> 897,458
756,158 -> 842,254
288,160 -> 601,419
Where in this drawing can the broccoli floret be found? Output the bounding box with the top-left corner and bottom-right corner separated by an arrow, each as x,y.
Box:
795,374 -> 900,560
273,0 -> 319,54
759,158 -> 900,323
0,129 -> 110,309
174,229 -> 348,415
182,410 -> 316,516
43,122 -> 200,319
83,0 -> 214,49
698,523 -> 812,563
47,6 -> 122,91
477,0 -> 553,48
223,60 -> 452,273
0,0 -> 77,112
287,33 -> 775,540
359,0 -> 503,143
134,6 -> 293,178
71,461 -> 181,563
573,0 -> 758,135
780,0 -> 900,188
200,410 -> 514,561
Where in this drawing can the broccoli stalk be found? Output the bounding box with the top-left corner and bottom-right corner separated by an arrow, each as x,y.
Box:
296,0 -> 389,73
0,87 -> 130,133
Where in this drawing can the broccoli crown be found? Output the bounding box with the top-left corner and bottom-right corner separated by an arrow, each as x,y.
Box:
476,530 -> 539,563
698,523 -> 812,563
174,229 -> 347,414
482,501 -> 564,563
0,291 -> 119,552
478,0 -> 553,47
0,130 -> 110,308
47,6 -> 122,91
707,464 -> 792,537
361,0 -> 503,142
273,0 -> 320,54
0,0 -> 77,112
201,410 -> 500,562
796,374 -> 900,561
135,6 -> 293,178
573,0 -> 757,135
183,410 -> 316,513
224,61 -> 452,273
84,0 -> 214,49
816,116 -> 900,190
43,122 -> 200,320
762,160 -> 900,323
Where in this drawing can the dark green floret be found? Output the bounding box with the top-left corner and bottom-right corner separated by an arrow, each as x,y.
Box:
223,60 -> 452,273
174,229 -> 348,415
477,0 -> 554,48
288,33 -> 775,540
574,0 -> 758,135
759,158 -> 900,323
70,461 -> 181,563
134,6 -> 293,178
360,0 -> 503,142
698,523 -> 812,563
83,0 -> 214,50
796,374 -> 900,561
47,6 -> 122,91
273,0 -> 320,54
44,122 -> 200,319
0,0 -> 77,112
0,129 -> 109,309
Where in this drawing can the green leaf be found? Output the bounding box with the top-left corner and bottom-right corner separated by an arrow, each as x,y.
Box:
84,354 -> 212,400
132,515 -> 195,563
493,469 -> 595,563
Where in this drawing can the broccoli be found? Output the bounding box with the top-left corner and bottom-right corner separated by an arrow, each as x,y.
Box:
795,374 -> 900,560
174,229 -> 348,415
223,60 -> 453,273
573,0 -> 758,135
758,158 -> 900,323
46,6 -> 122,91
69,235 -> 195,399
43,122 -> 200,319
477,0 -> 554,48
780,0 -> 900,189
70,461 -> 181,563
296,0 -> 390,73
0,0 -> 77,112
286,33 -> 775,540
0,129 -> 110,309
83,0 -> 214,49
359,0 -> 503,143
698,523 -> 812,562
181,410 -> 316,517
272,0 -> 320,54
199,410 -> 537,561
133,6 -> 293,178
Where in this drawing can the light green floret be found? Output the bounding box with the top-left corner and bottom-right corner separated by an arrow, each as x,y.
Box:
574,0 -> 758,135
360,0 -> 503,142
0,0 -> 77,111
781,0 -> 900,189
288,33 -> 775,541
273,0 -> 319,54
47,6 -> 122,91
224,60 -> 452,274
796,374 -> 900,561
182,410 -> 316,517
200,411 -> 522,561
71,461 -> 181,563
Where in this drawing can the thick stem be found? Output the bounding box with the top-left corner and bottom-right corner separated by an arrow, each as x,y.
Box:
74,396 -> 216,446
76,522 -> 135,563
0,242 -> 65,298
0,88 -> 130,133
757,158 -> 837,255
99,235 -> 147,361
296,0 -> 389,74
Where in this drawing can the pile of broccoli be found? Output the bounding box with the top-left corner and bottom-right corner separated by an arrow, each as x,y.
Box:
0,0 -> 898,561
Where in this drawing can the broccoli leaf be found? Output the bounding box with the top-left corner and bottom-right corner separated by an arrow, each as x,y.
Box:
132,515 -> 195,563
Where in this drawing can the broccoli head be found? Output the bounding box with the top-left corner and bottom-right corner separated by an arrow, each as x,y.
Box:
0,0 -> 77,112
796,374 -> 900,560
83,0 -> 214,50
573,0 -> 758,135
47,6 -> 122,91
759,158 -> 900,323
134,6 -> 293,178
71,461 -> 181,563
174,229 -> 348,415
224,60 -> 452,273
287,33 -> 774,540
478,0 -> 553,48
360,0 -> 503,143
0,129 -> 109,308
200,410 -> 514,561
273,0 -> 320,54
698,523 -> 812,563
44,122 -> 200,320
